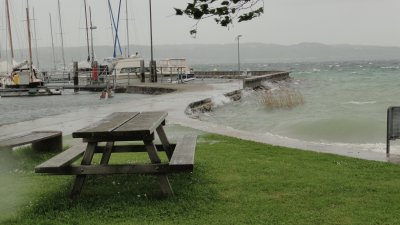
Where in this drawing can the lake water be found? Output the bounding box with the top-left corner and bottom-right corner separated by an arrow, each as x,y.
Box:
1,60 -> 400,154
198,61 -> 400,151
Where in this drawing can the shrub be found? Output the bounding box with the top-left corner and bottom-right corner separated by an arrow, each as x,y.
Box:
261,88 -> 304,108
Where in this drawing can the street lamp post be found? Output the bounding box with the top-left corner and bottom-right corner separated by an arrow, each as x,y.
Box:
236,35 -> 242,76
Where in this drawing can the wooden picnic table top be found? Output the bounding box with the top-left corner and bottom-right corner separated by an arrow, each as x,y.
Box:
72,111 -> 167,142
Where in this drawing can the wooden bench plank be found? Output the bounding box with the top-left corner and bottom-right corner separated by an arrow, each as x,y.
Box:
77,112 -> 167,142
35,144 -> 86,173
169,135 -> 197,171
0,131 -> 61,148
94,144 -> 176,153
116,111 -> 167,135
72,112 -> 139,138
72,164 -> 170,175
34,164 -> 171,175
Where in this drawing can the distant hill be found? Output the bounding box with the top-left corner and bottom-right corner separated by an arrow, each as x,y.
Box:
3,42 -> 400,69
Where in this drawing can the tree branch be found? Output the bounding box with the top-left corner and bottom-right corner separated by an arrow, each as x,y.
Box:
175,0 -> 264,36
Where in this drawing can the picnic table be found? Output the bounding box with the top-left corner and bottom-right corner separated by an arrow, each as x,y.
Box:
35,111 -> 197,198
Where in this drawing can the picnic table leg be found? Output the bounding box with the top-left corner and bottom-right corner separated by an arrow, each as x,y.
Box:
70,142 -> 97,198
144,140 -> 174,196
100,142 -> 114,165
156,125 -> 173,160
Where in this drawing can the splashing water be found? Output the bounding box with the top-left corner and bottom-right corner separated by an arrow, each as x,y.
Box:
198,61 -> 400,154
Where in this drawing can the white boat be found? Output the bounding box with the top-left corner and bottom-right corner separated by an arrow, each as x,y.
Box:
49,88 -> 62,95
0,87 -> 61,97
0,1 -> 52,96
107,55 -> 152,85
159,58 -> 193,76
0,60 -> 44,88
0,62 -> 62,97
109,57 -> 194,85
160,58 -> 195,83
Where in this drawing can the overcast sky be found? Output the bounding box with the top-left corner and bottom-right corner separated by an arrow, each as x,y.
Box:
1,0 -> 400,50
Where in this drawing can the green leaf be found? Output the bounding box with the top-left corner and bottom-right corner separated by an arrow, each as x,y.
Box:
174,8 -> 183,16
190,29 -> 197,35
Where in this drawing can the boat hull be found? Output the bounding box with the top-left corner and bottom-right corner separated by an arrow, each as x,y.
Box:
0,87 -> 61,97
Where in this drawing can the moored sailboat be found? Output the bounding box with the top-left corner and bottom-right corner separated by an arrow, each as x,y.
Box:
0,1 -> 61,97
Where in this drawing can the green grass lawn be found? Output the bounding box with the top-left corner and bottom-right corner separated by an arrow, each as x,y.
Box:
1,134 -> 400,225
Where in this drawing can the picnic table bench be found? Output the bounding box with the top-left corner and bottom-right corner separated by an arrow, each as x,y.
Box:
0,131 -> 62,152
35,111 -> 197,198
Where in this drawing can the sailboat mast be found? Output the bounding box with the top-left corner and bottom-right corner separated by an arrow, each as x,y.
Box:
5,0 -> 14,60
125,0 -> 129,57
49,14 -> 56,71
108,3 -> 115,49
33,8 -> 40,69
84,0 -> 90,62
149,0 -> 155,82
26,7 -> 33,79
57,0 -> 66,72
89,6 -> 95,65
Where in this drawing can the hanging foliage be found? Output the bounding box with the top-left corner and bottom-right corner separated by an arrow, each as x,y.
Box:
175,0 -> 264,36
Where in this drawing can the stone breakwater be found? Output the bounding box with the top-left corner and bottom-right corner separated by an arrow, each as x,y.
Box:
185,72 -> 290,114
242,72 -> 290,89
185,90 -> 242,114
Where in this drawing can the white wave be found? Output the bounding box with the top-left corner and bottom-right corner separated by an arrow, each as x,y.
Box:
211,94 -> 231,107
241,89 -> 256,98
261,80 -> 280,90
344,101 -> 376,105
380,66 -> 400,69
297,71 -> 312,74
261,130 -> 399,155
203,112 -> 214,117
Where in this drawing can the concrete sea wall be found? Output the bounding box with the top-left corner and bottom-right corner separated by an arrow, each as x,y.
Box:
186,71 -> 290,114
125,86 -> 176,95
195,70 -> 284,79
242,72 -> 290,89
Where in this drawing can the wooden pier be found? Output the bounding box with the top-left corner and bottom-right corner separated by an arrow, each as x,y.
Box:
45,84 -> 108,91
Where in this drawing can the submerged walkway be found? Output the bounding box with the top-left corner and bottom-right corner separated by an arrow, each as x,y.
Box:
1,80 -> 399,163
